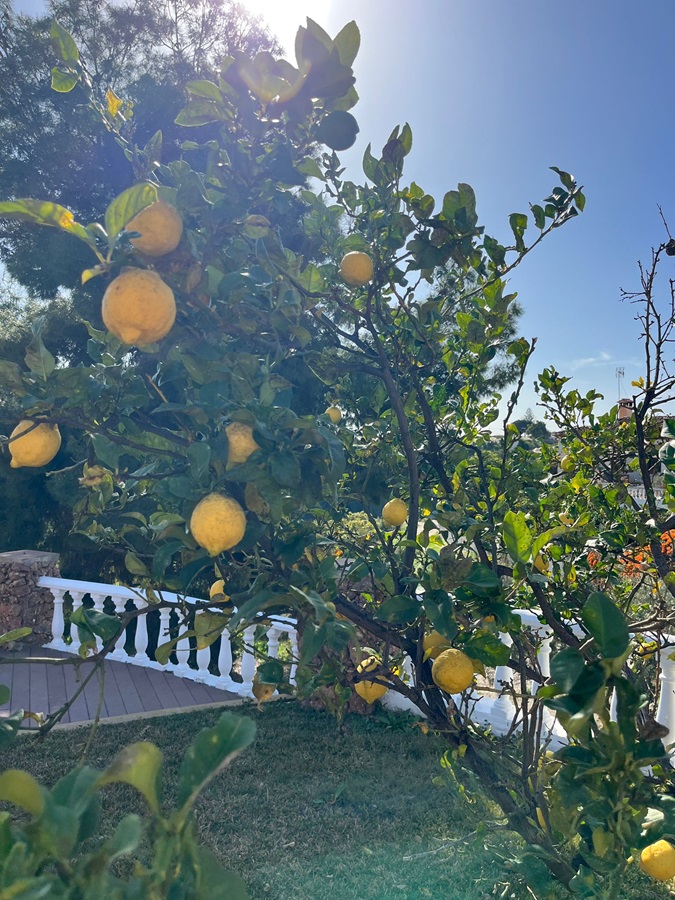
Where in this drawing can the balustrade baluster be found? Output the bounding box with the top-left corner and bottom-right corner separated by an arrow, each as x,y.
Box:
655,650 -> 675,744
240,625 -> 257,696
132,601 -> 150,665
153,607 -> 171,668
68,591 -> 85,654
217,627 -> 235,691
288,628 -> 298,685
45,588 -> 67,652
108,596 -> 128,661
486,633 -> 517,734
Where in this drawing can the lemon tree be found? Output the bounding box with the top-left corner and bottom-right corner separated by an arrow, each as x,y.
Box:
3,16 -> 675,899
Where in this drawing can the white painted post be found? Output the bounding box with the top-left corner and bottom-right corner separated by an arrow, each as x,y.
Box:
655,650 -> 675,745
173,627 -> 192,678
153,607 -> 171,668
68,591 -> 85,654
132,602 -> 150,665
194,640 -> 211,682
240,625 -> 257,697
288,628 -> 298,685
217,628 -> 235,691
45,587 -> 67,651
487,633 -> 517,734
108,595 -> 128,661
267,626 -> 280,661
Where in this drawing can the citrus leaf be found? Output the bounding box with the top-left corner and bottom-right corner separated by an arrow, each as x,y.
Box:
581,593 -> 630,658
177,712 -> 256,808
51,67 -> 78,93
0,199 -> 97,250
98,742 -> 163,813
196,846 -> 250,899
105,183 -> 157,247
0,770 -> 45,817
0,627 -> 32,645
50,20 -> 79,64
194,612 -> 229,650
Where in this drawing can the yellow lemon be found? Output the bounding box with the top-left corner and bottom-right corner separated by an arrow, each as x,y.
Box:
640,840 -> 675,881
225,422 -> 260,466
354,655 -> 388,704
431,648 -> 475,694
102,268 -> 176,346
423,631 -> 451,660
252,674 -> 276,703
382,498 -> 408,527
209,579 -> 233,605
325,406 -> 342,424
190,493 -> 247,556
560,454 -> 575,473
127,200 -> 183,257
340,251 -> 373,287
8,421 -> 61,468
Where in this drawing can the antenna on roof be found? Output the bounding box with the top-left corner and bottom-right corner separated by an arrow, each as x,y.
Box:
616,367 -> 624,400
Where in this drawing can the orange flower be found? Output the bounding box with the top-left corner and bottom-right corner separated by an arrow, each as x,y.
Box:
587,549 -> 601,568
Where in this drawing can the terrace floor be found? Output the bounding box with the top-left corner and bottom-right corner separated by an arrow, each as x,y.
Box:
0,646 -> 240,727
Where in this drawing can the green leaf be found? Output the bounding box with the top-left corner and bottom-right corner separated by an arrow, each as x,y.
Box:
0,710 -> 24,748
105,183 -> 158,246
0,627 -> 32,645
463,631 -> 511,666
0,770 -> 45,817
25,333 -> 55,381
530,203 -> 546,229
333,20 -> 360,66
51,67 -> 78,92
186,80 -> 223,101
0,685 -> 9,706
177,712 -> 256,809
124,551 -> 150,578
175,100 -> 226,127
50,20 -> 79,64
375,594 -> 420,624
509,212 -> 528,252
581,593 -> 630,658
105,813 -> 143,859
98,741 -> 163,813
550,647 -> 585,694
187,441 -> 211,484
0,199 -> 97,251
194,612 -> 229,650
270,450 -> 301,487
422,589 -> 457,641
196,846 -> 250,900
502,510 -> 533,563
255,659 -> 284,684
71,607 -> 121,645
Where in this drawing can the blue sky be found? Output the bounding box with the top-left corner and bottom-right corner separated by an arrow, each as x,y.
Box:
13,0 -> 675,419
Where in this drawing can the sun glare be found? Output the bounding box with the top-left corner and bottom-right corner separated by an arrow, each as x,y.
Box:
241,0 -> 333,56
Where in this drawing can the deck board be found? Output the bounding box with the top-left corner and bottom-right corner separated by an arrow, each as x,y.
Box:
0,649 -> 240,726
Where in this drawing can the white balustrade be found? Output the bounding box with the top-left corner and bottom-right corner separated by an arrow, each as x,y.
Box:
37,575 -> 298,700
36,575 -> 675,750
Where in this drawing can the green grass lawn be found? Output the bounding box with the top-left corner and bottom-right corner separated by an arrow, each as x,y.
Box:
0,702 -> 669,899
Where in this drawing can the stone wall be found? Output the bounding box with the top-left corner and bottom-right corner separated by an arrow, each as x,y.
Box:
0,550 -> 59,646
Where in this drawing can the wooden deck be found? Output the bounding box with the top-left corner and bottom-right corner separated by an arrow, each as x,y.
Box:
0,647 -> 241,727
